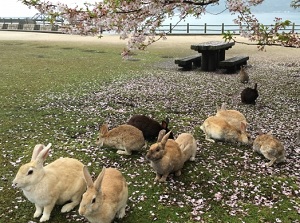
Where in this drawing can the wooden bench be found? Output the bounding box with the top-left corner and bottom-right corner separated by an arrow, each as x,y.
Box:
175,54 -> 201,70
219,55 -> 249,73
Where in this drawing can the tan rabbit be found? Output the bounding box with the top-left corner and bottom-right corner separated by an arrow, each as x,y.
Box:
12,143 -> 86,222
239,65 -> 249,84
216,103 -> 248,130
96,124 -> 145,155
253,131 -> 286,167
79,166 -> 128,223
146,130 -> 185,182
200,116 -> 249,144
175,133 -> 197,162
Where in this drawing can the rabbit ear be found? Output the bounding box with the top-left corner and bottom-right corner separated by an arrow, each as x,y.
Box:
99,124 -> 108,135
94,167 -> 106,192
165,117 -> 170,125
35,143 -> 52,162
161,121 -> 167,129
258,129 -> 263,135
83,166 -> 94,188
31,144 -> 44,161
221,102 -> 227,110
240,122 -> 247,132
161,131 -> 171,146
216,103 -> 221,112
157,129 -> 166,142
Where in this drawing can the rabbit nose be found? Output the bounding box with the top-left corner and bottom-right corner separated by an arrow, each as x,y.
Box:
12,182 -> 18,188
144,153 -> 151,161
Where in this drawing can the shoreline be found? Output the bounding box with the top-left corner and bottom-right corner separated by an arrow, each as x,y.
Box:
0,31 -> 299,61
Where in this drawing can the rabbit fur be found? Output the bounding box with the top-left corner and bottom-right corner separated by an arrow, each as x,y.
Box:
239,65 -> 249,84
13,143 -> 86,222
127,114 -> 174,141
253,131 -> 286,167
175,133 -> 197,162
96,124 -> 145,155
216,103 -> 248,130
200,116 -> 249,145
79,166 -> 128,223
241,83 -> 259,105
146,130 -> 185,182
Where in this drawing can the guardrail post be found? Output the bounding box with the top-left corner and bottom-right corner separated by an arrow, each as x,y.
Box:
169,23 -> 172,34
292,23 -> 295,33
222,23 -> 224,34
187,23 -> 189,34
204,23 -> 207,34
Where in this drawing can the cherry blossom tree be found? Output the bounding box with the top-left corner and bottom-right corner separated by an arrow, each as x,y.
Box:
291,0 -> 300,8
21,0 -> 299,55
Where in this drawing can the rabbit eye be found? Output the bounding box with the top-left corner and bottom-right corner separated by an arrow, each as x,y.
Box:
156,148 -> 160,152
27,170 -> 33,175
91,198 -> 96,204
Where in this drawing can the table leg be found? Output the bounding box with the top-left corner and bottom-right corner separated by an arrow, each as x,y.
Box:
219,49 -> 225,61
201,51 -> 218,71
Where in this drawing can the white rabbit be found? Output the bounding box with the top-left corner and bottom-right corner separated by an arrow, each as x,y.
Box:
253,131 -> 286,167
175,133 -> 197,162
96,123 -> 145,155
146,130 -> 185,182
79,166 -> 128,223
200,116 -> 249,145
12,143 -> 86,222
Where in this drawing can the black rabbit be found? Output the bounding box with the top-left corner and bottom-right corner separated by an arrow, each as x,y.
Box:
241,83 -> 259,105
127,115 -> 173,141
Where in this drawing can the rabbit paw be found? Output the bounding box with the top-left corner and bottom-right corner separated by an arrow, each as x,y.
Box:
40,214 -> 50,222
175,170 -> 181,177
266,158 -> 276,167
117,207 -> 126,219
190,156 -> 196,161
117,150 -> 132,155
159,177 -> 167,183
61,202 -> 76,213
34,207 -> 42,218
154,175 -> 161,182
205,137 -> 215,143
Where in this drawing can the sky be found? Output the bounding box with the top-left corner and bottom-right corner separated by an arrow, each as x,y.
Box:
0,0 -> 297,18
0,0 -> 92,18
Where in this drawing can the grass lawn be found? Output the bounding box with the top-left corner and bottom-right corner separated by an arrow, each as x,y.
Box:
0,35 -> 299,223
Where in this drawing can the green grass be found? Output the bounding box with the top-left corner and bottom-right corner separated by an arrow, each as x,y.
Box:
0,38 -> 299,223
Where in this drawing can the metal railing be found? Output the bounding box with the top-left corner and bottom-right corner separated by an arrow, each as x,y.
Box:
0,17 -> 299,35
0,17 -> 63,32
156,23 -> 300,35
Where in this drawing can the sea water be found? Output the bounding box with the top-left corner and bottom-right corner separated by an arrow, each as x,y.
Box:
163,12 -> 300,26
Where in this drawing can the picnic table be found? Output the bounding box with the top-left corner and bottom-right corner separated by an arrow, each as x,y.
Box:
190,41 -> 235,71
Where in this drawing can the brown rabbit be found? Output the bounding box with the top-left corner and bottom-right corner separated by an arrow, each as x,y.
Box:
79,166 -> 128,223
127,114 -> 174,141
253,131 -> 286,167
96,124 -> 145,155
175,133 -> 197,162
216,103 -> 248,130
239,65 -> 249,84
200,116 -> 249,144
146,130 -> 184,182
